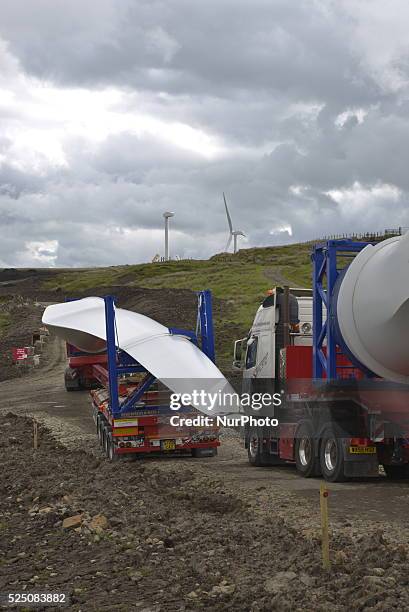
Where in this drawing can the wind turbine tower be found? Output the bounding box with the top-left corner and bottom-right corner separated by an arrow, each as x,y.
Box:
223,193 -> 245,254
163,211 -> 174,261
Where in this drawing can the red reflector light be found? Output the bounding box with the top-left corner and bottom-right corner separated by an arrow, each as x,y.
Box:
350,437 -> 370,446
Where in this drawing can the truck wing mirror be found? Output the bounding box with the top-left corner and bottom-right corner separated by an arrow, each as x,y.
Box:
233,337 -> 246,369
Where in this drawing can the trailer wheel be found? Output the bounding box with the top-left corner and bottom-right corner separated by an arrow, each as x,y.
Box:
295,423 -> 320,478
64,367 -> 81,392
383,464 -> 409,479
319,428 -> 347,482
103,429 -> 110,456
102,427 -> 108,455
97,416 -> 104,446
105,432 -> 119,462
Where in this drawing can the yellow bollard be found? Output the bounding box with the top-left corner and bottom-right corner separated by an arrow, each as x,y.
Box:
320,483 -> 330,570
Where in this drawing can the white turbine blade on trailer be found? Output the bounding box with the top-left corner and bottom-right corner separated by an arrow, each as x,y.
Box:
42,298 -> 240,415
42,297 -> 166,353
223,192 -> 233,232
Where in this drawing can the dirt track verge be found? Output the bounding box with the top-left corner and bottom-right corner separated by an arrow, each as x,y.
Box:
0,297 -> 46,383
2,414 -> 409,611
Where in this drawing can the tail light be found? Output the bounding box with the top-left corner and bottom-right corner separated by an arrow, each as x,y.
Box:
350,437 -> 371,446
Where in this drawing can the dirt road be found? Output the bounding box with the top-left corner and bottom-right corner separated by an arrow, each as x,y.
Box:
2,335 -> 409,526
2,336 -> 409,610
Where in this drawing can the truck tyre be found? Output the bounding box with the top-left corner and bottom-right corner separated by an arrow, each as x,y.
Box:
97,416 -> 104,446
383,464 -> 409,479
319,427 -> 348,482
247,431 -> 270,466
106,434 -> 119,462
248,433 -> 262,466
295,423 -> 320,478
101,424 -> 109,454
103,429 -> 117,461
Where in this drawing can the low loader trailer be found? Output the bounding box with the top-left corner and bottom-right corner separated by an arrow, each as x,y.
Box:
62,291 -> 219,460
234,237 -> 409,482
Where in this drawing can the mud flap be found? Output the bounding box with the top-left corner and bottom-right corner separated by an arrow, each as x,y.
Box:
192,447 -> 217,458
343,457 -> 379,477
64,367 -> 81,391
342,440 -> 379,477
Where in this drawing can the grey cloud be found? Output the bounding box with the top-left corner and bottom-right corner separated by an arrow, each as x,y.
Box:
0,1 -> 409,266
0,0 -> 378,103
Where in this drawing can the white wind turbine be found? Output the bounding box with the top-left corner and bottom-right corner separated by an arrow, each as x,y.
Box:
163,211 -> 174,261
223,193 -> 245,254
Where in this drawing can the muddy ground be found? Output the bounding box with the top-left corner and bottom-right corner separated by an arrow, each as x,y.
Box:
1,337 -> 409,610
2,413 -> 409,612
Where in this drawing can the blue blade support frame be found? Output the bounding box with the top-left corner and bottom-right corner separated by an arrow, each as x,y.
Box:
312,240 -> 374,380
103,290 -> 216,418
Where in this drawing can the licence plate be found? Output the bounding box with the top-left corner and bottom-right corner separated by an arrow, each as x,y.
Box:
349,446 -> 376,454
162,439 -> 176,451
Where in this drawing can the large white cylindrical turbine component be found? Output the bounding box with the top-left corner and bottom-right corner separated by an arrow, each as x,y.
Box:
336,233 -> 409,384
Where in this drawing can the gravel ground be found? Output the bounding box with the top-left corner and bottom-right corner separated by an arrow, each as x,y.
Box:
2,414 -> 409,612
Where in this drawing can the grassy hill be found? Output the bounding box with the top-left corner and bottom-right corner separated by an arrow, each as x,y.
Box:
41,242 -> 313,369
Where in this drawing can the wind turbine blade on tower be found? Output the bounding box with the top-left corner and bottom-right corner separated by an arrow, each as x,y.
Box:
223,193 -> 233,233
225,234 -> 233,252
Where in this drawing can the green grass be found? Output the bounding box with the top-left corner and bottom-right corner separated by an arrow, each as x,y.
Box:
41,242 -> 315,368
0,313 -> 10,338
43,267 -> 126,292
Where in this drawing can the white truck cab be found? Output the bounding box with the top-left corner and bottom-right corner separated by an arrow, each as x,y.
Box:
233,287 -> 314,382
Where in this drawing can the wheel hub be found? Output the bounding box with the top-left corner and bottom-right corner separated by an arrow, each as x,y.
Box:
324,438 -> 337,472
299,437 -> 312,466
249,437 -> 258,458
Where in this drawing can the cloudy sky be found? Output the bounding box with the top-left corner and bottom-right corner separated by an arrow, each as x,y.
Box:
1,0 -> 409,266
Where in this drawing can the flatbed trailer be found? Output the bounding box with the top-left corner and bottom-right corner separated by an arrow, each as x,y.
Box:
64,291 -> 220,460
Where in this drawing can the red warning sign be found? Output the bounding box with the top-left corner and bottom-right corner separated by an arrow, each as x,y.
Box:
12,347 -> 29,362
